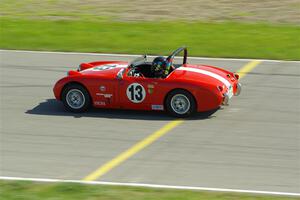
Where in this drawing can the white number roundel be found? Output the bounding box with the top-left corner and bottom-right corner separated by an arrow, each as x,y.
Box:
126,83 -> 146,103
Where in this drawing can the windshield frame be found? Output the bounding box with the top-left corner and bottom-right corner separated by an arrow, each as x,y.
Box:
128,55 -> 147,69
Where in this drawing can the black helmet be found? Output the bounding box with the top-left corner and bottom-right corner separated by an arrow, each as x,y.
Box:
152,56 -> 166,76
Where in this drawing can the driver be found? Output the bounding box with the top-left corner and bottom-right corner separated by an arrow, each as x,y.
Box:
151,56 -> 172,78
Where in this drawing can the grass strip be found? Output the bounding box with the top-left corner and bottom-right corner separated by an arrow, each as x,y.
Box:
0,180 -> 299,200
1,18 -> 300,60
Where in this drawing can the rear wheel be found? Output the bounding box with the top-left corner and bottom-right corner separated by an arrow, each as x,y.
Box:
61,84 -> 91,112
165,89 -> 196,118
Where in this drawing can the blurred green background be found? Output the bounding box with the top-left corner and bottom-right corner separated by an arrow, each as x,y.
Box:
1,0 -> 300,60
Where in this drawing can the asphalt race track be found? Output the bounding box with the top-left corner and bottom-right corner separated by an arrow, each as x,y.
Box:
0,50 -> 299,194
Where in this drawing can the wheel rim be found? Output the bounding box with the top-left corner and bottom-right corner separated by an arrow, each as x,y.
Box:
170,94 -> 190,115
66,89 -> 85,109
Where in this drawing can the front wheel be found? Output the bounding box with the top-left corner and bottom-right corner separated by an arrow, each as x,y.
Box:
165,89 -> 196,118
61,84 -> 91,113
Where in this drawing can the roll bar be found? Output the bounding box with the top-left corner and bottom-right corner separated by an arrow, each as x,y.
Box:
166,46 -> 187,64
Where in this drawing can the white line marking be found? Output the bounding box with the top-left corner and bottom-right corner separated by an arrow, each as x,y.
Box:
0,176 -> 299,197
1,49 -> 300,63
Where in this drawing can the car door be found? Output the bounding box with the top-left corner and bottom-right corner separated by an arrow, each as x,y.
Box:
87,77 -> 118,109
119,72 -> 165,111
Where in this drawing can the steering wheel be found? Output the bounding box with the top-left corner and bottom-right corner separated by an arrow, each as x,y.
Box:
133,71 -> 144,77
128,67 -> 144,78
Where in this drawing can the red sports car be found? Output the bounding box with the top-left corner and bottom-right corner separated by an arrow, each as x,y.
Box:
53,47 -> 241,117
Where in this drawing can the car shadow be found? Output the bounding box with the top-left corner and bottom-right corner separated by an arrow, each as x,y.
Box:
26,99 -> 218,121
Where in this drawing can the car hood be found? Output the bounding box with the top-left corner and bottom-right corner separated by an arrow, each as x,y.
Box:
168,64 -> 236,89
79,61 -> 128,79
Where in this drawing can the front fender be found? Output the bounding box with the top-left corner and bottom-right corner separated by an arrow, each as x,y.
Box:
53,76 -> 85,100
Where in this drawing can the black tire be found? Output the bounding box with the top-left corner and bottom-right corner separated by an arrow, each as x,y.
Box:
165,89 -> 196,118
61,83 -> 91,113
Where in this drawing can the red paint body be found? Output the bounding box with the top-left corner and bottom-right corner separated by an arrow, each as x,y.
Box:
53,59 -> 240,112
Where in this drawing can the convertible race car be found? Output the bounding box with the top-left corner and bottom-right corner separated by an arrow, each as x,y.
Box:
53,47 -> 241,117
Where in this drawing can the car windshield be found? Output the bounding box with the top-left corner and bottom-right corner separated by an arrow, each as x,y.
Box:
129,55 -> 147,68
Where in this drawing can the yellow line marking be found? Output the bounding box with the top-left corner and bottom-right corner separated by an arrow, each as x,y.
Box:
83,60 -> 261,182
83,120 -> 184,181
236,60 -> 262,79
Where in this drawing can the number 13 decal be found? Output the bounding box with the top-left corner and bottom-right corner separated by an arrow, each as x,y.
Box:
126,83 -> 146,103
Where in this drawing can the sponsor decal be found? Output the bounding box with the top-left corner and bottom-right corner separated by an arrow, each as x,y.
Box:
126,83 -> 146,103
96,93 -> 113,98
151,105 -> 164,110
92,64 -> 117,71
94,101 -> 106,106
147,84 -> 154,94
83,64 -> 127,72
99,85 -> 106,92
